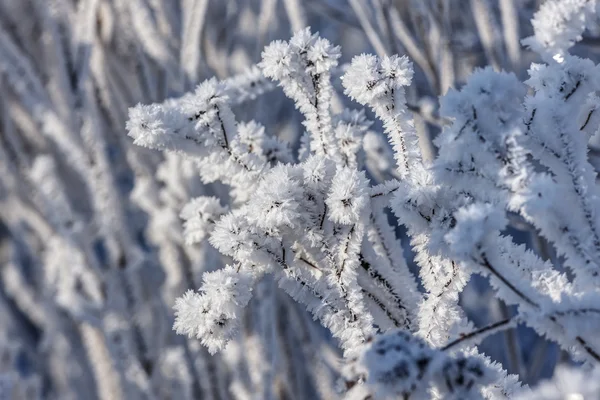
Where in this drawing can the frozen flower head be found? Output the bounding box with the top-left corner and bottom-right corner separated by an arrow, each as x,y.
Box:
126,103 -> 172,150
306,37 -> 341,74
201,266 -> 253,314
342,54 -> 413,105
326,168 -> 369,225
180,196 -> 228,245
179,78 -> 228,125
289,27 -> 317,52
173,266 -> 253,354
259,40 -> 292,80
342,54 -> 381,104
195,77 -> 228,105
261,28 -> 338,81
380,55 -> 414,87
302,155 -> 335,193
209,212 -> 253,260
172,291 -> 209,339
246,165 -> 303,231
126,78 -> 234,156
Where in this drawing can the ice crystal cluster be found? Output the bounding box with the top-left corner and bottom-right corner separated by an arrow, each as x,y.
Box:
5,0 -> 600,399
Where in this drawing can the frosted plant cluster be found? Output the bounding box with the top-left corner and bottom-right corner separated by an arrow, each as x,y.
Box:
125,0 -> 600,398
4,0 -> 600,399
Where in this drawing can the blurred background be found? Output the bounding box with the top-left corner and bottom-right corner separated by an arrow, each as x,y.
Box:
1,0 -> 600,399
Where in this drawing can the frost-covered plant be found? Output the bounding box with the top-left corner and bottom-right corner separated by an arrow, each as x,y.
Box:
4,0 -> 600,399
126,2 -> 600,398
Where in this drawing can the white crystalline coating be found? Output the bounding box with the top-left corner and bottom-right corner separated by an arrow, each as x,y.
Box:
306,38 -> 341,74
302,155 -> 336,192
180,196 -> 228,244
209,212 -> 253,260
173,266 -> 253,354
341,54 -> 383,105
289,27 -> 317,52
259,40 -> 293,81
126,103 -> 173,149
246,165 -> 304,231
342,54 -> 413,105
379,55 -> 414,87
326,167 -> 369,225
